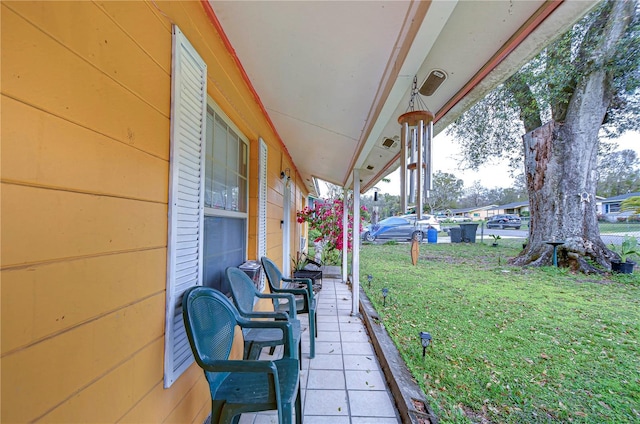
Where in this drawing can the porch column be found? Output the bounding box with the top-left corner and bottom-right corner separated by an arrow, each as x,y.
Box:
342,186 -> 349,283
351,169 -> 361,316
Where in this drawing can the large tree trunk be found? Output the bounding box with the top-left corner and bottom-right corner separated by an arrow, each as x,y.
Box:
511,121 -> 616,272
510,0 -> 633,273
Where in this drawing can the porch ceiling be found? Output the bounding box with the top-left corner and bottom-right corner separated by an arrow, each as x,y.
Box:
210,0 -> 597,195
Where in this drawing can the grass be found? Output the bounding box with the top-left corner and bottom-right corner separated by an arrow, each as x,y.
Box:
598,221 -> 640,234
360,239 -> 640,423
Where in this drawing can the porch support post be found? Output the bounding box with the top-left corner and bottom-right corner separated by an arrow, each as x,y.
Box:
351,169 -> 361,316
342,186 -> 349,283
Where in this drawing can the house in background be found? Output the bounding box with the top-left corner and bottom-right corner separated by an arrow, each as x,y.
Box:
447,205 -> 498,221
600,192 -> 640,221
490,201 -> 531,217
1,1 -> 598,422
601,192 -> 640,214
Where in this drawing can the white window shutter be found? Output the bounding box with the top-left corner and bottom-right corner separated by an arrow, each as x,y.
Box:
164,25 -> 207,388
258,139 -> 268,291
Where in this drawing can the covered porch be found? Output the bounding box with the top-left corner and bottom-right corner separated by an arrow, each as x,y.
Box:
1,1 -> 601,422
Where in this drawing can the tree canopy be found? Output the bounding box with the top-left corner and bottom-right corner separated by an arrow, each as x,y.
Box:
597,149 -> 640,197
425,171 -> 464,213
448,0 -> 640,173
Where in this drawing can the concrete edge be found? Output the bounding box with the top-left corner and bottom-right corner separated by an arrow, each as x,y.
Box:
359,287 -> 439,424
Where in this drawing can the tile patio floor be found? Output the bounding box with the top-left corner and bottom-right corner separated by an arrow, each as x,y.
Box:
238,276 -> 401,423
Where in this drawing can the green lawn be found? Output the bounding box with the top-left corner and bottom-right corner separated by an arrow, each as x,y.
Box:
360,240 -> 640,423
598,221 -> 640,234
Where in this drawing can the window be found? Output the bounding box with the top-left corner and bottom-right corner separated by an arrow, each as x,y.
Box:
202,103 -> 249,295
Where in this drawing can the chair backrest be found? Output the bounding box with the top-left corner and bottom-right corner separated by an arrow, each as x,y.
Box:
261,256 -> 284,291
226,267 -> 259,315
182,286 -> 237,368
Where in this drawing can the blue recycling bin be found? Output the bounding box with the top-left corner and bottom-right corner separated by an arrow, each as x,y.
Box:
427,227 -> 438,243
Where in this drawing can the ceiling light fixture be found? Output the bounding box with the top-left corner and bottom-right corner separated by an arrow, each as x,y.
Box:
382,138 -> 395,149
419,69 -> 447,96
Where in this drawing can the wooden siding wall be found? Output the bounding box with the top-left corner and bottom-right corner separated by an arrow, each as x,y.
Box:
1,1 -> 307,422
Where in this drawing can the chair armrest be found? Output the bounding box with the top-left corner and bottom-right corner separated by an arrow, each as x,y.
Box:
241,310 -> 291,320
200,359 -> 279,376
237,318 -> 296,355
282,277 -> 314,300
271,285 -> 309,298
256,292 -> 297,318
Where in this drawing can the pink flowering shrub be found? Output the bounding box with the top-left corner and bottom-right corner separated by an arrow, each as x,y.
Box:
297,198 -> 369,255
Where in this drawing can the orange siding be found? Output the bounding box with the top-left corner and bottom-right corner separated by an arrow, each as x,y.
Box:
0,0 -> 308,422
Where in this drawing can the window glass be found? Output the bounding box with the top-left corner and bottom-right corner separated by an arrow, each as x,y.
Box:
204,106 -> 248,212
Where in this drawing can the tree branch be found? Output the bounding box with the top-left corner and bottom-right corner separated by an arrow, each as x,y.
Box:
504,73 -> 542,132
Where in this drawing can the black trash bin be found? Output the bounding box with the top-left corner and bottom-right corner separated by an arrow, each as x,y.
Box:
449,227 -> 462,243
459,223 -> 479,243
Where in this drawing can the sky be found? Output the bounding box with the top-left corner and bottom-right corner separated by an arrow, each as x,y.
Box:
371,130 -> 640,196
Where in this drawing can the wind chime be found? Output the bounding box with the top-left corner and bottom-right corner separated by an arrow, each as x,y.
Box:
398,76 -> 434,265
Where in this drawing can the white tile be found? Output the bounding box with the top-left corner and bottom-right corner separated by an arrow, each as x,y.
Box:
343,354 -> 381,372
339,322 -> 367,332
304,389 -> 349,416
307,341 -> 341,355
348,390 -> 397,418
338,315 -> 363,324
342,342 -> 375,356
308,353 -> 344,370
345,370 -> 387,391
317,315 -> 339,323
318,322 -> 340,332
316,331 -> 341,342
351,417 -> 400,424
307,369 -> 346,389
339,331 -> 370,343
303,416 -> 350,424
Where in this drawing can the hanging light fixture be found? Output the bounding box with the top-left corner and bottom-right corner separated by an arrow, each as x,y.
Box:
398,76 -> 434,219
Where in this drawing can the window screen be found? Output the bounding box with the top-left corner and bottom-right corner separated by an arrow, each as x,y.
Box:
202,216 -> 246,295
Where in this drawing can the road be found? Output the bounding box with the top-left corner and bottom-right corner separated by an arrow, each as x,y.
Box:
450,226 -> 627,246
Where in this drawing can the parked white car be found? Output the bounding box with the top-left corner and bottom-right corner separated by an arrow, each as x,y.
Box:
402,214 -> 442,232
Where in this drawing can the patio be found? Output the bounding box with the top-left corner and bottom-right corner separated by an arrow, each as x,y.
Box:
237,276 -> 401,423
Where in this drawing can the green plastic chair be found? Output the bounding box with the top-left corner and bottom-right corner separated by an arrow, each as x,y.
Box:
261,256 -> 317,359
226,267 -> 302,362
182,286 -> 302,424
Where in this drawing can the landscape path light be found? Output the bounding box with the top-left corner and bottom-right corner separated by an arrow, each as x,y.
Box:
419,331 -> 432,357
382,288 -> 389,306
